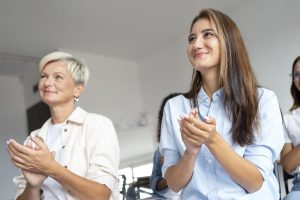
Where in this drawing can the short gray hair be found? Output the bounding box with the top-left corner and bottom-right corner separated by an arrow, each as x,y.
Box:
39,51 -> 89,86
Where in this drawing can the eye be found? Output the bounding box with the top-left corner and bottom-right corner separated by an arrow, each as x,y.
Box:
40,74 -> 47,79
188,34 -> 196,44
55,75 -> 63,80
293,71 -> 300,80
203,31 -> 214,39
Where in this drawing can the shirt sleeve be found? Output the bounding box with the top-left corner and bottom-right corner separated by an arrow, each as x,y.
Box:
244,90 -> 285,181
85,116 -> 120,193
159,101 -> 182,177
283,114 -> 292,143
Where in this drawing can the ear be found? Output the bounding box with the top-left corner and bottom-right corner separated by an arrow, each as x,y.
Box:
73,84 -> 84,98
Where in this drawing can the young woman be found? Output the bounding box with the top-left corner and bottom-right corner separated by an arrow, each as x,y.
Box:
7,52 -> 119,200
280,56 -> 300,200
159,8 -> 284,200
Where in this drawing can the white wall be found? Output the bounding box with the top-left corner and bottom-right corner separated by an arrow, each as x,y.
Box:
231,0 -> 300,112
64,50 -> 144,128
0,75 -> 27,200
139,37 -> 192,118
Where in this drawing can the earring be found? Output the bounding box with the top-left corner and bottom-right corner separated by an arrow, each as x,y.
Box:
74,96 -> 79,102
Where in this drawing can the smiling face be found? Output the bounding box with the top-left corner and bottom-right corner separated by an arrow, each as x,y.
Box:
187,18 -> 220,76
38,61 -> 83,107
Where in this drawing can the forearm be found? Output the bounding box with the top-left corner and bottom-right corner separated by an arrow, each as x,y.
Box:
50,163 -> 111,200
281,144 -> 300,173
208,136 -> 263,193
16,183 -> 40,200
165,150 -> 197,192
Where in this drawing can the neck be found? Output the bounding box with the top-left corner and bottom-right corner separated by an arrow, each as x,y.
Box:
49,102 -> 76,124
201,70 -> 220,99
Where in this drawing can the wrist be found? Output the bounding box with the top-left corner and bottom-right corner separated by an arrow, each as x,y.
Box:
26,182 -> 41,191
184,148 -> 200,157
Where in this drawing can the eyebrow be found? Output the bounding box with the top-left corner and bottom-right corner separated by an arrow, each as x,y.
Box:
201,28 -> 214,33
190,28 -> 214,35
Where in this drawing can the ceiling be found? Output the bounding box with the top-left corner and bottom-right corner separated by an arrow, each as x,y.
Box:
0,0 -> 245,76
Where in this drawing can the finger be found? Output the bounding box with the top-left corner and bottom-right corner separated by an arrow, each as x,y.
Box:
203,116 -> 216,125
7,147 -> 29,166
181,131 -> 202,146
180,123 -> 203,142
9,139 -> 35,155
7,141 -> 31,161
30,136 -> 46,149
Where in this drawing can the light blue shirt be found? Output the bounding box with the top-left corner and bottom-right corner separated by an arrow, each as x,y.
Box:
160,87 -> 284,200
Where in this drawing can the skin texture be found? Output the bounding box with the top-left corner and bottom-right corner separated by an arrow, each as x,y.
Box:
7,62 -> 111,200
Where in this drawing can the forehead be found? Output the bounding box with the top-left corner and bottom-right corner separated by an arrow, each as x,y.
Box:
191,18 -> 212,33
294,61 -> 300,71
41,61 -> 69,73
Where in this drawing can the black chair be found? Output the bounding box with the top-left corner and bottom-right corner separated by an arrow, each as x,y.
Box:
136,176 -> 154,199
119,174 -> 127,200
283,170 -> 294,194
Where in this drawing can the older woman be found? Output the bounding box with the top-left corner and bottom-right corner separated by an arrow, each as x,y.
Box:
7,52 -> 119,200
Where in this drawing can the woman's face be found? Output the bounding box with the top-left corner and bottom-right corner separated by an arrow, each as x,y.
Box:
38,61 -> 82,107
293,61 -> 300,91
187,18 -> 220,74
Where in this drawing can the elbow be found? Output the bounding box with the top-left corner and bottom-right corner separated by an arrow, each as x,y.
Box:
164,177 -> 182,193
247,182 -> 263,193
246,175 -> 264,194
280,159 -> 294,174
168,185 -> 181,193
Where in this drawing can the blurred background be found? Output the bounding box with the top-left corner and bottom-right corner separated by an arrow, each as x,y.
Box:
0,0 -> 299,199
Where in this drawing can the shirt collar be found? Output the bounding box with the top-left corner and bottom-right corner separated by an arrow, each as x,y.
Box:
198,87 -> 224,105
66,106 -> 87,125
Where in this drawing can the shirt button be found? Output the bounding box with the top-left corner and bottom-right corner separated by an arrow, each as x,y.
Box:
64,165 -> 68,168
207,159 -> 212,164
64,128 -> 68,132
62,145 -> 66,149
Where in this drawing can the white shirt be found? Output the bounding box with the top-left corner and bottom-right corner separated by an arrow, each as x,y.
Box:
283,107 -> 300,174
14,107 -> 120,200
42,123 -> 67,200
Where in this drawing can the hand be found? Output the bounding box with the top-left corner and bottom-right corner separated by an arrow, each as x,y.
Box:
21,169 -> 47,188
178,109 -> 219,155
7,136 -> 57,175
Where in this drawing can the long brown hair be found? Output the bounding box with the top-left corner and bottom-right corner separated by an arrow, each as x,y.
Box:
290,56 -> 300,111
185,8 -> 259,146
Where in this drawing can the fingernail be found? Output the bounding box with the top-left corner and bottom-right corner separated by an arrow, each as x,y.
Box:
182,113 -> 189,118
6,140 -> 10,144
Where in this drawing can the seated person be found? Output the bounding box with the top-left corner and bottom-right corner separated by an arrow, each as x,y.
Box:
150,93 -> 181,199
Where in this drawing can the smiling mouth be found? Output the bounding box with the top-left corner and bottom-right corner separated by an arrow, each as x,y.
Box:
193,52 -> 207,58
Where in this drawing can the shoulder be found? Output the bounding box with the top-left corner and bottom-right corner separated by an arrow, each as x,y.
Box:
165,94 -> 189,109
284,108 -> 300,123
257,87 -> 277,101
75,107 -> 114,126
257,87 -> 279,107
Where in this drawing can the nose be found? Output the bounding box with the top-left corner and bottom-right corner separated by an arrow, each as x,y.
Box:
44,76 -> 54,87
192,37 -> 204,51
